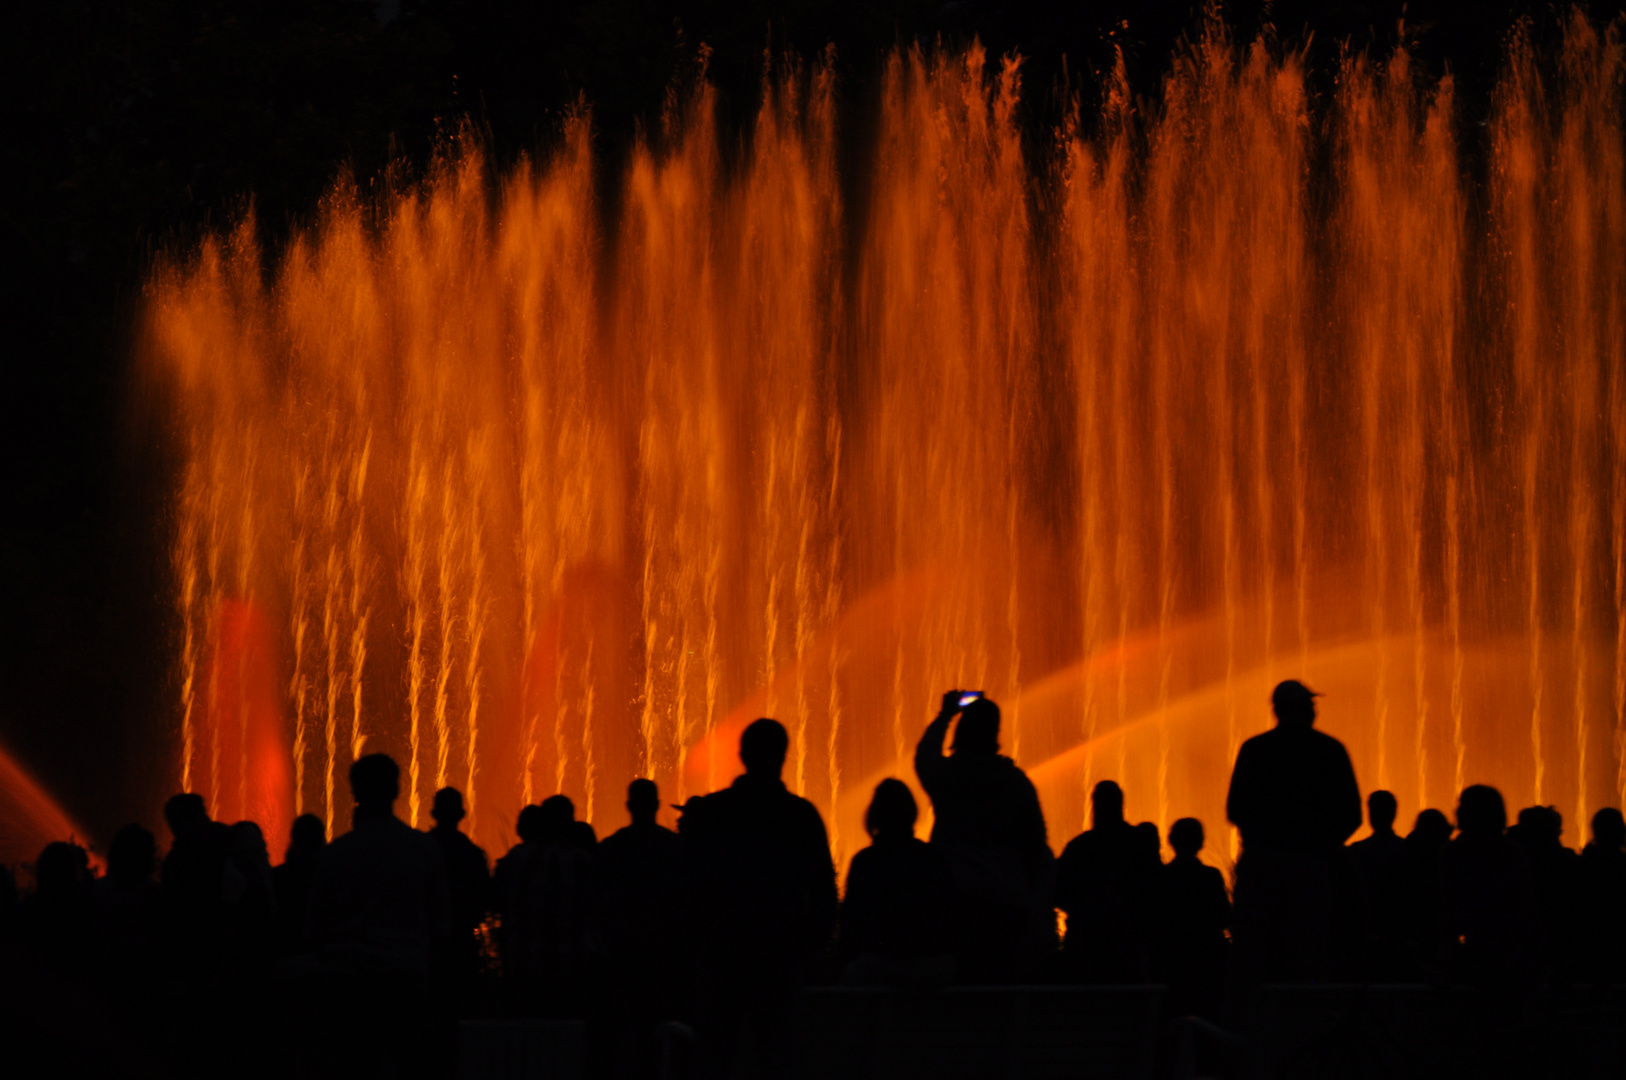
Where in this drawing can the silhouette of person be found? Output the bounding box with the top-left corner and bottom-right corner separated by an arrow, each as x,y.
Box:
272,813 -> 326,956
1439,785 -> 1542,984
597,779 -> 681,967
1395,808 -> 1453,974
491,800 -> 542,983
1154,818 -> 1230,1019
1408,807 -> 1453,846
1350,790 -> 1407,977
426,786 -> 491,998
1507,804 -> 1580,982
18,840 -> 94,968
160,792 -> 233,988
494,794 -> 599,1017
567,799 -> 601,853
159,793 -> 240,1076
1438,785 -> 1545,1078
596,779 -> 684,1079
1134,821 -> 1163,864
305,753 -> 452,1080
1225,680 -> 1361,980
95,823 -> 163,977
1056,780 -> 1160,982
839,778 -> 956,987
13,841 -> 97,1073
218,820 -> 278,1078
225,821 -> 276,972
915,691 -> 1053,982
1577,807 -> 1626,983
677,717 -> 837,1079
1351,790 -> 1406,868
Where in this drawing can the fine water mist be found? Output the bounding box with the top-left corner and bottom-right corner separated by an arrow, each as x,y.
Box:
143,21 -> 1625,867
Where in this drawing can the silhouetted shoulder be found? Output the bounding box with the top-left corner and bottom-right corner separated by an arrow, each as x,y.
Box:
597,820 -> 682,886
787,788 -> 833,836
326,813 -> 444,859
599,820 -> 680,857
1058,828 -> 1103,864
307,813 -> 452,976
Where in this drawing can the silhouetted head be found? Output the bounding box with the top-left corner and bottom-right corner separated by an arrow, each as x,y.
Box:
1271,680 -> 1319,728
1591,807 -> 1625,850
431,787 -> 466,827
1368,790 -> 1398,833
1456,785 -> 1507,838
1134,821 -> 1162,862
1408,808 -> 1453,850
952,698 -> 1001,756
349,753 -> 400,811
516,804 -> 545,844
1511,805 -> 1562,852
163,792 -> 210,839
540,794 -> 576,843
34,841 -> 90,898
1169,817 -> 1204,858
288,814 -> 326,858
627,779 -> 660,825
231,821 -> 268,866
107,823 -> 156,883
740,718 -> 790,777
865,778 -> 919,842
1091,780 -> 1125,828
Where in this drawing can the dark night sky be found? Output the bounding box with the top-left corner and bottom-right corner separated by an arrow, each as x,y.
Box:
3,1 -> 1622,844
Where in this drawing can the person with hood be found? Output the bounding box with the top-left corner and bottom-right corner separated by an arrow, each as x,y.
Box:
914,690 -> 1053,982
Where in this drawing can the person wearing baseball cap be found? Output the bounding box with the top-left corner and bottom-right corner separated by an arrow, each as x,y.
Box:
1225,679 -> 1362,980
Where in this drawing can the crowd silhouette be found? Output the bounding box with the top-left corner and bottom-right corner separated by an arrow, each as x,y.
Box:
3,681 -> 1626,1078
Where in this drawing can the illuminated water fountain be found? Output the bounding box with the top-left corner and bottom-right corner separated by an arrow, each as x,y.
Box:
143,23 -> 1626,868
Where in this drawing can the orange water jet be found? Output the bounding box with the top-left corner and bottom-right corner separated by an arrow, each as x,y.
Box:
0,739 -> 99,870
144,26 -> 1626,865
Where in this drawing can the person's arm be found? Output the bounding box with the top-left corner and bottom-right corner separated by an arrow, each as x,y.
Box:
913,691 -> 961,796
424,837 -> 454,948
1208,866 -> 1232,932
476,843 -> 495,918
1021,775 -> 1050,852
1018,774 -> 1055,896
1333,747 -> 1363,844
1054,839 -> 1081,918
839,850 -> 874,955
1225,742 -> 1254,835
805,804 -> 839,933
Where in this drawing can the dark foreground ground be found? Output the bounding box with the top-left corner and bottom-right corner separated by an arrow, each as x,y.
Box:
456,982 -> 1626,1080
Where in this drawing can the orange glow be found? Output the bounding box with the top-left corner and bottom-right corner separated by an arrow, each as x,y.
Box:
194,598 -> 294,853
0,738 -> 99,870
143,30 -> 1626,866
